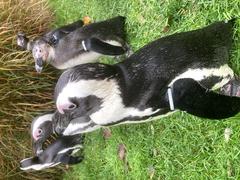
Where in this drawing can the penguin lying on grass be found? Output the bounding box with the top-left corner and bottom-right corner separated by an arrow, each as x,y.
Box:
20,113 -> 84,171
52,19 -> 240,135
17,16 -> 129,73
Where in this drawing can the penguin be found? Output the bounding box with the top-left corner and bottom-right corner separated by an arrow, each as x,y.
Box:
31,113 -> 54,155
17,19 -> 84,50
20,134 -> 84,171
17,16 -> 130,73
31,111 -> 85,154
52,19 -> 240,136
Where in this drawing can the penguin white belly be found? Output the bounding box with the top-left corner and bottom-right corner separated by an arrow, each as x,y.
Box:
118,111 -> 178,125
168,64 -> 234,89
87,79 -> 161,125
57,51 -> 101,69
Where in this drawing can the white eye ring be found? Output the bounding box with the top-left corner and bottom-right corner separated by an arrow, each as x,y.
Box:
68,104 -> 77,110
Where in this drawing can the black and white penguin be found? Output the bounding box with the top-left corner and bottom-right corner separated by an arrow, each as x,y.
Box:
20,134 -> 84,171
53,19 -> 240,135
31,113 -> 54,155
17,19 -> 84,50
30,111 -> 86,154
17,16 -> 129,72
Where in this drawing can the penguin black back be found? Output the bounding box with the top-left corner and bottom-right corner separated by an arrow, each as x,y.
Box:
115,19 -> 235,108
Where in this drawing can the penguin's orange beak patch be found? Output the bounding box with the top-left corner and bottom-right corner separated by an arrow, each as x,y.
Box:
83,16 -> 91,25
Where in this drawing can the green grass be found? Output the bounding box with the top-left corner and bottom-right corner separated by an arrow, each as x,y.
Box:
48,0 -> 240,179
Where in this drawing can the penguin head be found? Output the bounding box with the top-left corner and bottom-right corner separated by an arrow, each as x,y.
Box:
54,63 -> 118,120
17,31 -> 57,73
31,38 -> 55,73
31,113 -> 53,155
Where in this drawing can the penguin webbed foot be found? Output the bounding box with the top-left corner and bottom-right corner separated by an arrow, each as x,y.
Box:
220,78 -> 240,97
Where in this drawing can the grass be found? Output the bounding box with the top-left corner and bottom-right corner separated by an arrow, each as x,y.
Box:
46,0 -> 240,179
0,0 -> 67,178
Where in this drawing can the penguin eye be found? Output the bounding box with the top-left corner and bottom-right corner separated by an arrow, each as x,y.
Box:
37,129 -> 43,135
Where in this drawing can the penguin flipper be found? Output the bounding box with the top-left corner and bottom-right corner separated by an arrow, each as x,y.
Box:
84,37 -> 126,56
172,78 -> 240,119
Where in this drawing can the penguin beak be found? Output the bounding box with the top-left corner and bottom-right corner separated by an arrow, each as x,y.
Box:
36,149 -> 43,155
35,58 -> 43,73
33,141 -> 43,155
54,124 -> 65,135
57,104 -> 65,114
